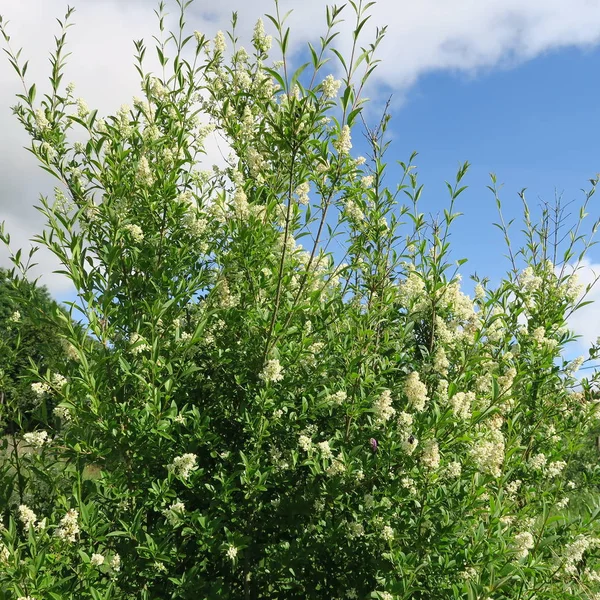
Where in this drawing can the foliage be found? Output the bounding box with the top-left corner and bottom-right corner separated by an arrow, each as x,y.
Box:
0,268 -> 71,433
1,1 -> 600,599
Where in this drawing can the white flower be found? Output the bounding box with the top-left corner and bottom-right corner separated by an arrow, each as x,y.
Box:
326,390 -> 347,405
397,411 -> 413,432
421,439 -> 440,470
35,108 -> 50,132
445,461 -> 462,478
9,310 -> 21,322
76,98 -> 89,118
168,453 -> 198,480
233,187 -> 249,219
31,381 -> 50,396
298,435 -> 312,452
448,391 -> 474,420
344,199 -> 364,221
470,429 -> 505,477
253,18 -> 272,52
110,553 -> 121,572
381,525 -> 394,542
373,389 -> 395,424
361,175 -> 374,188
404,372 -> 429,412
18,505 -> 37,529
56,509 -> 80,542
51,373 -> 67,389
226,544 -> 238,560
529,453 -> 547,471
401,435 -> 418,456
23,430 -> 49,448
547,460 -> 566,478
90,553 -> 105,567
325,454 -> 345,477
334,125 -> 352,155
124,223 -> 144,243
136,155 -> 154,187
316,441 -> 333,460
214,31 -> 226,54
322,74 -> 342,99
402,477 -> 417,495
514,531 -> 535,560
260,359 -> 284,383
295,182 -> 310,205
563,534 -> 594,574
0,542 -> 9,565
130,332 -> 150,355
163,501 -> 186,525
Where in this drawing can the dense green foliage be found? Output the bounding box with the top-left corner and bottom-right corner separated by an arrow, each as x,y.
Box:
0,268 -> 69,433
1,1 -> 600,599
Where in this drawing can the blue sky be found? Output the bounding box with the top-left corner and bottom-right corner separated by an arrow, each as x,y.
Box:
361,44 -> 600,288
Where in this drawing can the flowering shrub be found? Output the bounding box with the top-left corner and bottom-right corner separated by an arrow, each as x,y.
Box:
1,1 -> 600,599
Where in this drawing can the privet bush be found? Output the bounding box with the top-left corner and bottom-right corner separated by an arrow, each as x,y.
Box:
1,1 -> 600,598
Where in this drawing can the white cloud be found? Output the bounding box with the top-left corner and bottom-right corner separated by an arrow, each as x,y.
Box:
565,258 -> 600,350
1,0 -> 600,298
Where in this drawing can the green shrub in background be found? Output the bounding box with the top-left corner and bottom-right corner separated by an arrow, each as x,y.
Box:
1,1 -> 600,598
0,268 -> 71,434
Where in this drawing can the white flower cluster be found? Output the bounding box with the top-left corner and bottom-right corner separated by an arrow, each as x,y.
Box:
168,453 -> 198,480
401,435 -> 418,456
470,429 -> 505,477
529,453 -> 547,471
124,223 -> 144,243
252,19 -> 272,53
0,542 -> 9,565
397,411 -> 413,432
136,155 -> 154,187
90,553 -> 105,567
373,390 -> 396,424
513,531 -> 535,560
404,371 -> 429,412
163,501 -> 186,526
546,460 -> 566,478
381,525 -> 394,542
361,175 -> 374,189
56,509 -> 80,543
321,74 -> 342,99
326,390 -> 347,405
325,454 -> 346,477
18,505 -> 38,529
344,199 -> 364,222
31,381 -> 50,396
295,182 -> 310,205
563,535 -> 600,575
333,125 -> 352,155
445,461 -> 462,478
298,435 -> 312,452
130,332 -> 150,355
433,347 -> 449,375
316,441 -> 333,460
260,359 -> 284,383
421,439 -> 440,470
448,391 -> 474,420
23,430 -> 49,448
